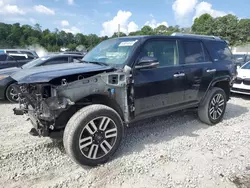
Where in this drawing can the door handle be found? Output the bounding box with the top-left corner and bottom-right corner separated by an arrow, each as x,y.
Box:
206,69 -> 216,73
173,73 -> 185,78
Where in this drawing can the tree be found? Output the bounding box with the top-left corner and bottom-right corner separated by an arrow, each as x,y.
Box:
237,19 -> 250,44
192,13 -> 214,35
212,14 -> 238,45
154,25 -> 168,34
111,32 -> 126,38
0,13 -> 250,52
141,26 -> 155,35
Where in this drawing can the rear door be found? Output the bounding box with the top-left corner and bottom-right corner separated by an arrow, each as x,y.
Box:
179,39 -> 215,103
133,38 -> 186,117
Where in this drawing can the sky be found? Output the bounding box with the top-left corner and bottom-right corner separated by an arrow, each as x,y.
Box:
0,0 -> 250,37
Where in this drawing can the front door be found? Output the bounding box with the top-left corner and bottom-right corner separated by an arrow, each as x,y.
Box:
133,39 -> 186,117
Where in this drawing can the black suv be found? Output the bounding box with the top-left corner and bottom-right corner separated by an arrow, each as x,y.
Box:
0,53 -> 36,69
12,34 -> 236,167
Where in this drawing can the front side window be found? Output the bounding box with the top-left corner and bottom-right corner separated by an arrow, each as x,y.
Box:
83,38 -> 139,66
22,56 -> 50,69
43,57 -> 68,65
183,41 -> 209,64
139,40 -> 179,67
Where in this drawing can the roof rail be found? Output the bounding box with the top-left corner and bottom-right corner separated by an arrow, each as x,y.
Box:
171,33 -> 221,40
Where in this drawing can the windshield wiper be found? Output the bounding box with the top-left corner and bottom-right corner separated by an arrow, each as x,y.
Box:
88,61 -> 109,66
78,60 -> 109,66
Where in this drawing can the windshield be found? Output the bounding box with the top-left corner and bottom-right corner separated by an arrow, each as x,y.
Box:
22,56 -> 50,68
83,38 -> 139,66
241,62 -> 250,69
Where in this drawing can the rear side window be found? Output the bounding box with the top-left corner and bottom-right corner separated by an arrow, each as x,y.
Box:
205,41 -> 233,62
182,41 -> 210,64
6,50 -> 18,54
10,55 -> 27,60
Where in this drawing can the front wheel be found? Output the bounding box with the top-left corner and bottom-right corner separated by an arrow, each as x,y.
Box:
198,87 -> 227,125
6,84 -> 19,103
63,104 -> 124,166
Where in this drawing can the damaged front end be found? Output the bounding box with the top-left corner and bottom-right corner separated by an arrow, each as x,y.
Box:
12,66 -> 133,138
13,83 -> 75,136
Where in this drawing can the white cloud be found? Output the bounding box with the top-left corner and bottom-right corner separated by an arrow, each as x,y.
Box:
61,20 -> 69,27
62,26 -> 81,34
128,21 -> 139,33
0,1 -> 26,15
67,0 -> 74,5
145,19 -> 168,29
172,0 -> 197,24
194,2 -> 227,19
34,5 -> 55,15
101,10 -> 138,36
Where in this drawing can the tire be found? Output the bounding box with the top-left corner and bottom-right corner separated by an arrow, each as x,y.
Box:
198,87 -> 227,125
5,84 -> 19,103
63,104 -> 124,167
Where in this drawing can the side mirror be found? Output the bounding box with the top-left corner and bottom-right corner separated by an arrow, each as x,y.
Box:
135,56 -> 159,70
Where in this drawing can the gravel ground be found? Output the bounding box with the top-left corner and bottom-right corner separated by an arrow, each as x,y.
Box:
1,94 -> 250,188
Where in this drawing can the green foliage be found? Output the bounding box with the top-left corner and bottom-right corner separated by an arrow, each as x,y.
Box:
0,13 -> 249,52
192,14 -> 250,46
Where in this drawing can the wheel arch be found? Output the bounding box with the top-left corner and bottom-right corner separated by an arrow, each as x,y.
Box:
78,94 -> 124,121
201,76 -> 231,105
55,94 -> 124,129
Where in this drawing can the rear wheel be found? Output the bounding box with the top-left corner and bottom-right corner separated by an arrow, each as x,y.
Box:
63,104 -> 124,166
198,87 -> 227,125
6,84 -> 19,103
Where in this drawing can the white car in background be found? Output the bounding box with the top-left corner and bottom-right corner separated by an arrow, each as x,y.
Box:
231,61 -> 250,95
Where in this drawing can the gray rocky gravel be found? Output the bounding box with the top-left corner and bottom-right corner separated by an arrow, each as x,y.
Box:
0,94 -> 250,188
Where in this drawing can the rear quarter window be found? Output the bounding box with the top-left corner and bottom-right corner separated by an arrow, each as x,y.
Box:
205,41 -> 233,62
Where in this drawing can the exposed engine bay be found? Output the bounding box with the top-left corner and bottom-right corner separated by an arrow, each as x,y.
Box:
13,66 -> 133,137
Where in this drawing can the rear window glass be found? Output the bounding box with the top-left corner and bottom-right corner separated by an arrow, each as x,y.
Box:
205,41 -> 233,62
182,41 -> 210,64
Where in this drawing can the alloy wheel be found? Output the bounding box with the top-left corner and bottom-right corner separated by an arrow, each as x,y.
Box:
209,93 -> 225,120
6,85 -> 19,103
79,116 -> 118,160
